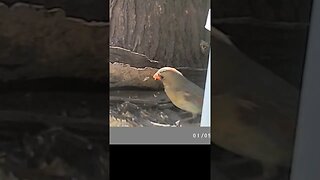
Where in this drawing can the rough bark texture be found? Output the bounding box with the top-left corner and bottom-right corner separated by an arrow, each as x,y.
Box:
109,62 -> 161,89
110,46 -> 162,68
109,46 -> 207,89
109,0 -> 210,68
0,3 -> 108,82
0,2 -> 109,179
109,61 -> 207,89
1,0 -> 107,21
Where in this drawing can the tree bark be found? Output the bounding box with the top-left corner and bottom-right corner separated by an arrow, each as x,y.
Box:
0,3 -> 107,82
109,46 -> 207,89
109,0 -> 210,68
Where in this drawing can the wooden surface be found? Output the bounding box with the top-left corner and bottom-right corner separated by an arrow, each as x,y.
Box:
110,0 -> 210,68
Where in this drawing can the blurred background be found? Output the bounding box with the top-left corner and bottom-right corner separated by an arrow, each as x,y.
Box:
0,1 -> 108,179
211,0 -> 313,180
213,0 -> 312,88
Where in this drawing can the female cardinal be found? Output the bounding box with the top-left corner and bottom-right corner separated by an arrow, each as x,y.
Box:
211,26 -> 298,179
153,67 -> 204,120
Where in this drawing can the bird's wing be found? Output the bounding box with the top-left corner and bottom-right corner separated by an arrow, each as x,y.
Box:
212,25 -> 299,107
212,94 -> 296,165
183,91 -> 203,107
180,82 -> 204,107
234,95 -> 297,149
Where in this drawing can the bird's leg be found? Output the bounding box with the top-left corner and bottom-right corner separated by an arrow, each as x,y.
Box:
178,111 -> 191,117
177,113 -> 200,126
176,116 -> 196,127
180,116 -> 196,123
181,114 -> 200,124
189,114 -> 200,124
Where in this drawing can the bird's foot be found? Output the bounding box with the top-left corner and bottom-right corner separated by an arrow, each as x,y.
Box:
179,116 -> 194,122
189,114 -> 201,124
175,120 -> 181,127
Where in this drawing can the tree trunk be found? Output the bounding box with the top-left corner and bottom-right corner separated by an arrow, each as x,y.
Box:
109,0 -> 210,68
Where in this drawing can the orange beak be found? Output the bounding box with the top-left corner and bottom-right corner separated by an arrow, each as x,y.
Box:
153,73 -> 161,80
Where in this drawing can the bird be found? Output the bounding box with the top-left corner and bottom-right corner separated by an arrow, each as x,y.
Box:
153,67 -> 204,123
211,26 -> 299,179
212,94 -> 296,179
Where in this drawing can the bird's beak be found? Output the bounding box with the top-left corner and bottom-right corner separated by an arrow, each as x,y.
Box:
153,73 -> 161,81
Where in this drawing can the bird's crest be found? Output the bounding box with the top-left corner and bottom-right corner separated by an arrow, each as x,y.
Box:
157,67 -> 183,76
